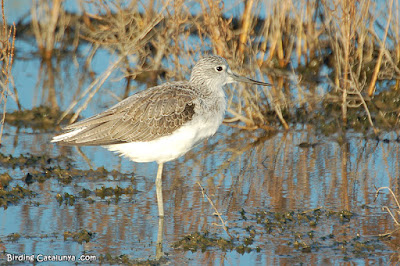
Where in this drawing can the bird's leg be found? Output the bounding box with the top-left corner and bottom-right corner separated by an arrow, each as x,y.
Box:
156,163 -> 164,218
155,163 -> 165,259
156,215 -> 164,260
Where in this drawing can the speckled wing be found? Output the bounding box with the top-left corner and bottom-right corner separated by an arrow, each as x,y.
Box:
55,82 -> 197,145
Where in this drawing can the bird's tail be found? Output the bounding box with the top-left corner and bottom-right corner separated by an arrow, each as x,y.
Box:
51,127 -> 85,143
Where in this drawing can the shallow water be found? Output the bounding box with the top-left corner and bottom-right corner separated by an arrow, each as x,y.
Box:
1,1 -> 400,265
1,120 -> 400,264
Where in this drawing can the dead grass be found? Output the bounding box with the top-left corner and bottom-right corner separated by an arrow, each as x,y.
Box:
8,0 -> 400,133
375,187 -> 400,233
321,0 -> 397,132
31,0 -> 66,60
0,0 -> 15,145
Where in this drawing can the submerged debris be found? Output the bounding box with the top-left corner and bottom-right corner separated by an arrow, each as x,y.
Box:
16,165 -> 132,185
95,185 -> 136,199
3,106 -> 75,131
63,229 -> 94,244
55,186 -> 137,206
98,253 -> 168,265
172,207 -> 376,258
0,185 -> 35,208
173,231 -> 235,253
56,192 -> 75,206
0,152 -> 72,169
7,233 -> 21,242
0,173 -> 12,188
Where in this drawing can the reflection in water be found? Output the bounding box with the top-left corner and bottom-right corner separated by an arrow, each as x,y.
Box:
341,142 -> 350,211
1,124 -> 400,263
40,59 -> 58,114
2,32 -> 400,264
156,217 -> 164,260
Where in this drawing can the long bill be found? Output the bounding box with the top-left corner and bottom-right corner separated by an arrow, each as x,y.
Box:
228,69 -> 271,86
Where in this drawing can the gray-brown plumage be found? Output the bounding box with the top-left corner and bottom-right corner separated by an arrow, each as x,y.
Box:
57,82 -> 197,145
52,55 -> 271,218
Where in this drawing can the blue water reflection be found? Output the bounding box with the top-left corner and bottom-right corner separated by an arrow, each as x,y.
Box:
1,1 -> 399,264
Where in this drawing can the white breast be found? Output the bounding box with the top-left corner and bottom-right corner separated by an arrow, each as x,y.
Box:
106,97 -> 226,164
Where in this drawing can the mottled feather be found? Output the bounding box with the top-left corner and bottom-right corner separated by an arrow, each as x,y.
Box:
57,82 -> 197,145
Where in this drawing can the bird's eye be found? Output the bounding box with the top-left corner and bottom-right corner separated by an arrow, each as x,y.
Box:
215,66 -> 224,72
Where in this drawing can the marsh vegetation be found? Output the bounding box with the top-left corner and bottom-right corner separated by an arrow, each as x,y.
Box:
1,0 -> 400,264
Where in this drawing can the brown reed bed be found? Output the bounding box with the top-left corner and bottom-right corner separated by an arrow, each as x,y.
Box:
0,0 -> 16,145
6,0 -> 400,135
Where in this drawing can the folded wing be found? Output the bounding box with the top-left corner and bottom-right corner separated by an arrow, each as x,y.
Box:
52,82 -> 197,145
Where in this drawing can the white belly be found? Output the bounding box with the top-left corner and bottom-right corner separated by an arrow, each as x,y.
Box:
105,112 -> 224,163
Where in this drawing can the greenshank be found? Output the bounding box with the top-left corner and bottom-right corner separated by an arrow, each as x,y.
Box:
52,55 -> 271,217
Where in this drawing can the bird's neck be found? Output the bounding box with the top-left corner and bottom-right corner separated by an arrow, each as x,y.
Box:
189,79 -> 225,99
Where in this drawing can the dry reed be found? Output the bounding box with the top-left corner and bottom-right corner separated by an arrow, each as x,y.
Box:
10,0 -> 400,133
31,0 -> 67,60
0,0 -> 15,145
375,187 -> 400,233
